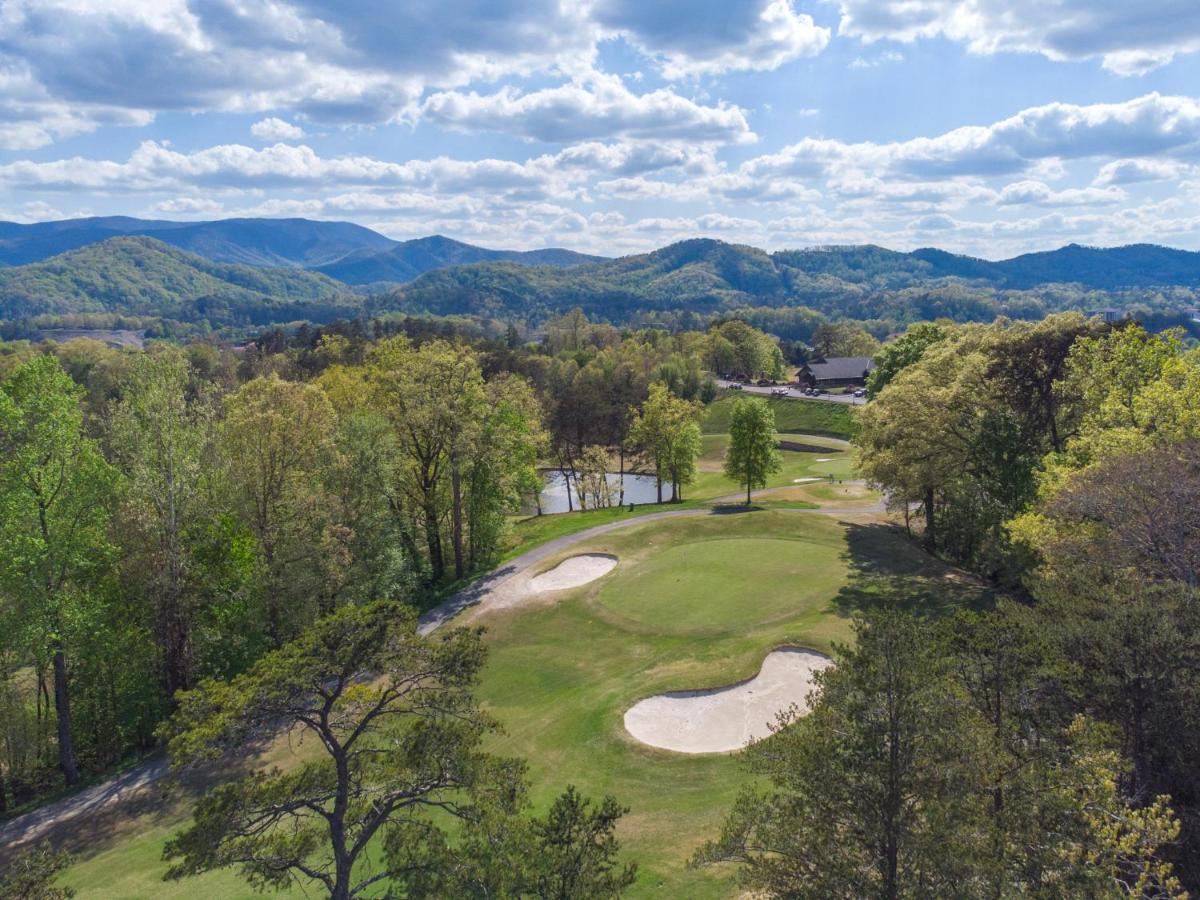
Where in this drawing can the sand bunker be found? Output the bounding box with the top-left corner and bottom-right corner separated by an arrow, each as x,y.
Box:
792,477 -> 820,483
528,553 -> 617,593
624,648 -> 832,753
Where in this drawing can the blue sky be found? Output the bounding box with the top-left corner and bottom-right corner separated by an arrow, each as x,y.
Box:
3,0 -> 1200,258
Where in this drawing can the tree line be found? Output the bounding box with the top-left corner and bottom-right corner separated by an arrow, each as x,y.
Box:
821,313 -> 1200,892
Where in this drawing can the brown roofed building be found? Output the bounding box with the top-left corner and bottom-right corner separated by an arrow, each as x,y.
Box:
799,356 -> 876,388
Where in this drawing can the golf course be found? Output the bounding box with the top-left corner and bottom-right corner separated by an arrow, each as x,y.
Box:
9,413 -> 999,899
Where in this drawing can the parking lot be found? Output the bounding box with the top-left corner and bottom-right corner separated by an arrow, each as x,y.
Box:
716,379 -> 867,406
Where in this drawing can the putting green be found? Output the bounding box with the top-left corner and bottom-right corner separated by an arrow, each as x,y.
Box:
596,536 -> 846,634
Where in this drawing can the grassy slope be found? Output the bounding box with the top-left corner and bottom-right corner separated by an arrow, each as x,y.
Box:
702,394 -> 858,438
496,433 -> 857,562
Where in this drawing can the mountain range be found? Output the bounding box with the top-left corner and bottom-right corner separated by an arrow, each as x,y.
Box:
2,217 -> 1200,331
0,217 -> 602,283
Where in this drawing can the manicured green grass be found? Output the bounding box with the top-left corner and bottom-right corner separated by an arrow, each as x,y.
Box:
703,394 -> 858,438
595,536 -> 846,634
496,434 -> 855,561
691,434 -> 856,500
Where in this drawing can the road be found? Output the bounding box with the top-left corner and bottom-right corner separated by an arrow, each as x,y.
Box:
716,378 -> 866,405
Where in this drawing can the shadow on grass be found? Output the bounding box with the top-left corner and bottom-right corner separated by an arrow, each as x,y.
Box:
830,522 -> 1000,619
0,746 -> 271,869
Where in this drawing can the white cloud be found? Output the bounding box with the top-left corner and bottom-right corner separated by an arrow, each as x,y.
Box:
151,197 -> 224,214
848,50 -> 904,69
744,93 -> 1200,181
421,74 -> 754,144
1093,158 -> 1191,185
592,0 -> 830,78
995,180 -> 1126,207
250,117 -> 305,141
837,0 -> 1200,75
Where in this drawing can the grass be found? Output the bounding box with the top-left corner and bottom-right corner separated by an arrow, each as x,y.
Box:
595,535 -> 846,635
702,393 -> 858,438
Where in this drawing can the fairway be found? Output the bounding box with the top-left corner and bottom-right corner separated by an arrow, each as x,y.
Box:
596,536 -> 846,633
473,510 -> 859,897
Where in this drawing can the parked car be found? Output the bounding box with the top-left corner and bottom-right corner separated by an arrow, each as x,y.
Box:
728,382 -> 743,390
853,389 -> 866,398
756,379 -> 773,387
771,387 -> 789,397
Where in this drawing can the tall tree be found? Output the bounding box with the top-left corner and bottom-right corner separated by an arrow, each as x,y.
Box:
220,374 -> 336,646
629,383 -> 704,503
107,351 -> 215,699
162,601 -> 637,900
0,355 -> 117,786
723,397 -> 782,505
368,338 -> 487,583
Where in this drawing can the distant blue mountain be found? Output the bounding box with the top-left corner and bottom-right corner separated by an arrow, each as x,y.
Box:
0,217 -> 604,283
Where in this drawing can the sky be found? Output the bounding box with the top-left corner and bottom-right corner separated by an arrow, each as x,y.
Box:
3,1 -> 1200,258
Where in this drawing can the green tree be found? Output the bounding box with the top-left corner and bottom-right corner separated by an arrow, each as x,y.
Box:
107,351 -> 216,699
0,841 -> 76,899
161,601 -> 638,900
220,373 -> 336,645
695,612 -> 990,897
723,397 -> 782,505
0,355 -> 118,785
866,322 -> 946,397
629,383 -> 703,503
368,338 -> 488,583
526,786 -> 638,899
161,602 -> 517,899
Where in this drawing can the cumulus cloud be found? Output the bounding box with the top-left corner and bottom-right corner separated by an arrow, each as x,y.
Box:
250,117 -> 305,141
744,93 -> 1200,181
422,74 -> 753,144
837,0 -> 1200,75
0,0 -> 834,142
591,0 -> 830,77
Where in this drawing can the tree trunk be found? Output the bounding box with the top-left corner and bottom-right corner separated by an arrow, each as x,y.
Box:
52,647 -> 79,786
922,487 -> 936,552
451,452 -> 465,581
746,477 -> 752,506
423,493 -> 445,583
618,445 -> 626,506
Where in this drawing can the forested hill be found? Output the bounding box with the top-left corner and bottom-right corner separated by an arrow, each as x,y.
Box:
0,236 -> 358,324
0,216 -> 604,280
313,234 -> 604,285
388,237 -> 1200,323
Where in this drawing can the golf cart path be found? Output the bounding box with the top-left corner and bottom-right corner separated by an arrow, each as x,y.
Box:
0,496 -> 880,850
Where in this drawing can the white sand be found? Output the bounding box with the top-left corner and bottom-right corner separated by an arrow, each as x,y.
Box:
624,648 -> 832,753
528,553 -> 618,593
815,457 -> 834,462
792,477 -> 820,483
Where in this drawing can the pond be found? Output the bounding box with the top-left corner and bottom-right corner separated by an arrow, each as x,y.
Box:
532,471 -> 673,515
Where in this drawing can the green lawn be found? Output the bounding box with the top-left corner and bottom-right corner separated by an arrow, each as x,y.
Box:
702,394 -> 858,438
595,535 -> 846,635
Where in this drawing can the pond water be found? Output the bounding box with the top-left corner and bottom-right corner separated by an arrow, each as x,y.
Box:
532,471 -> 672,514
